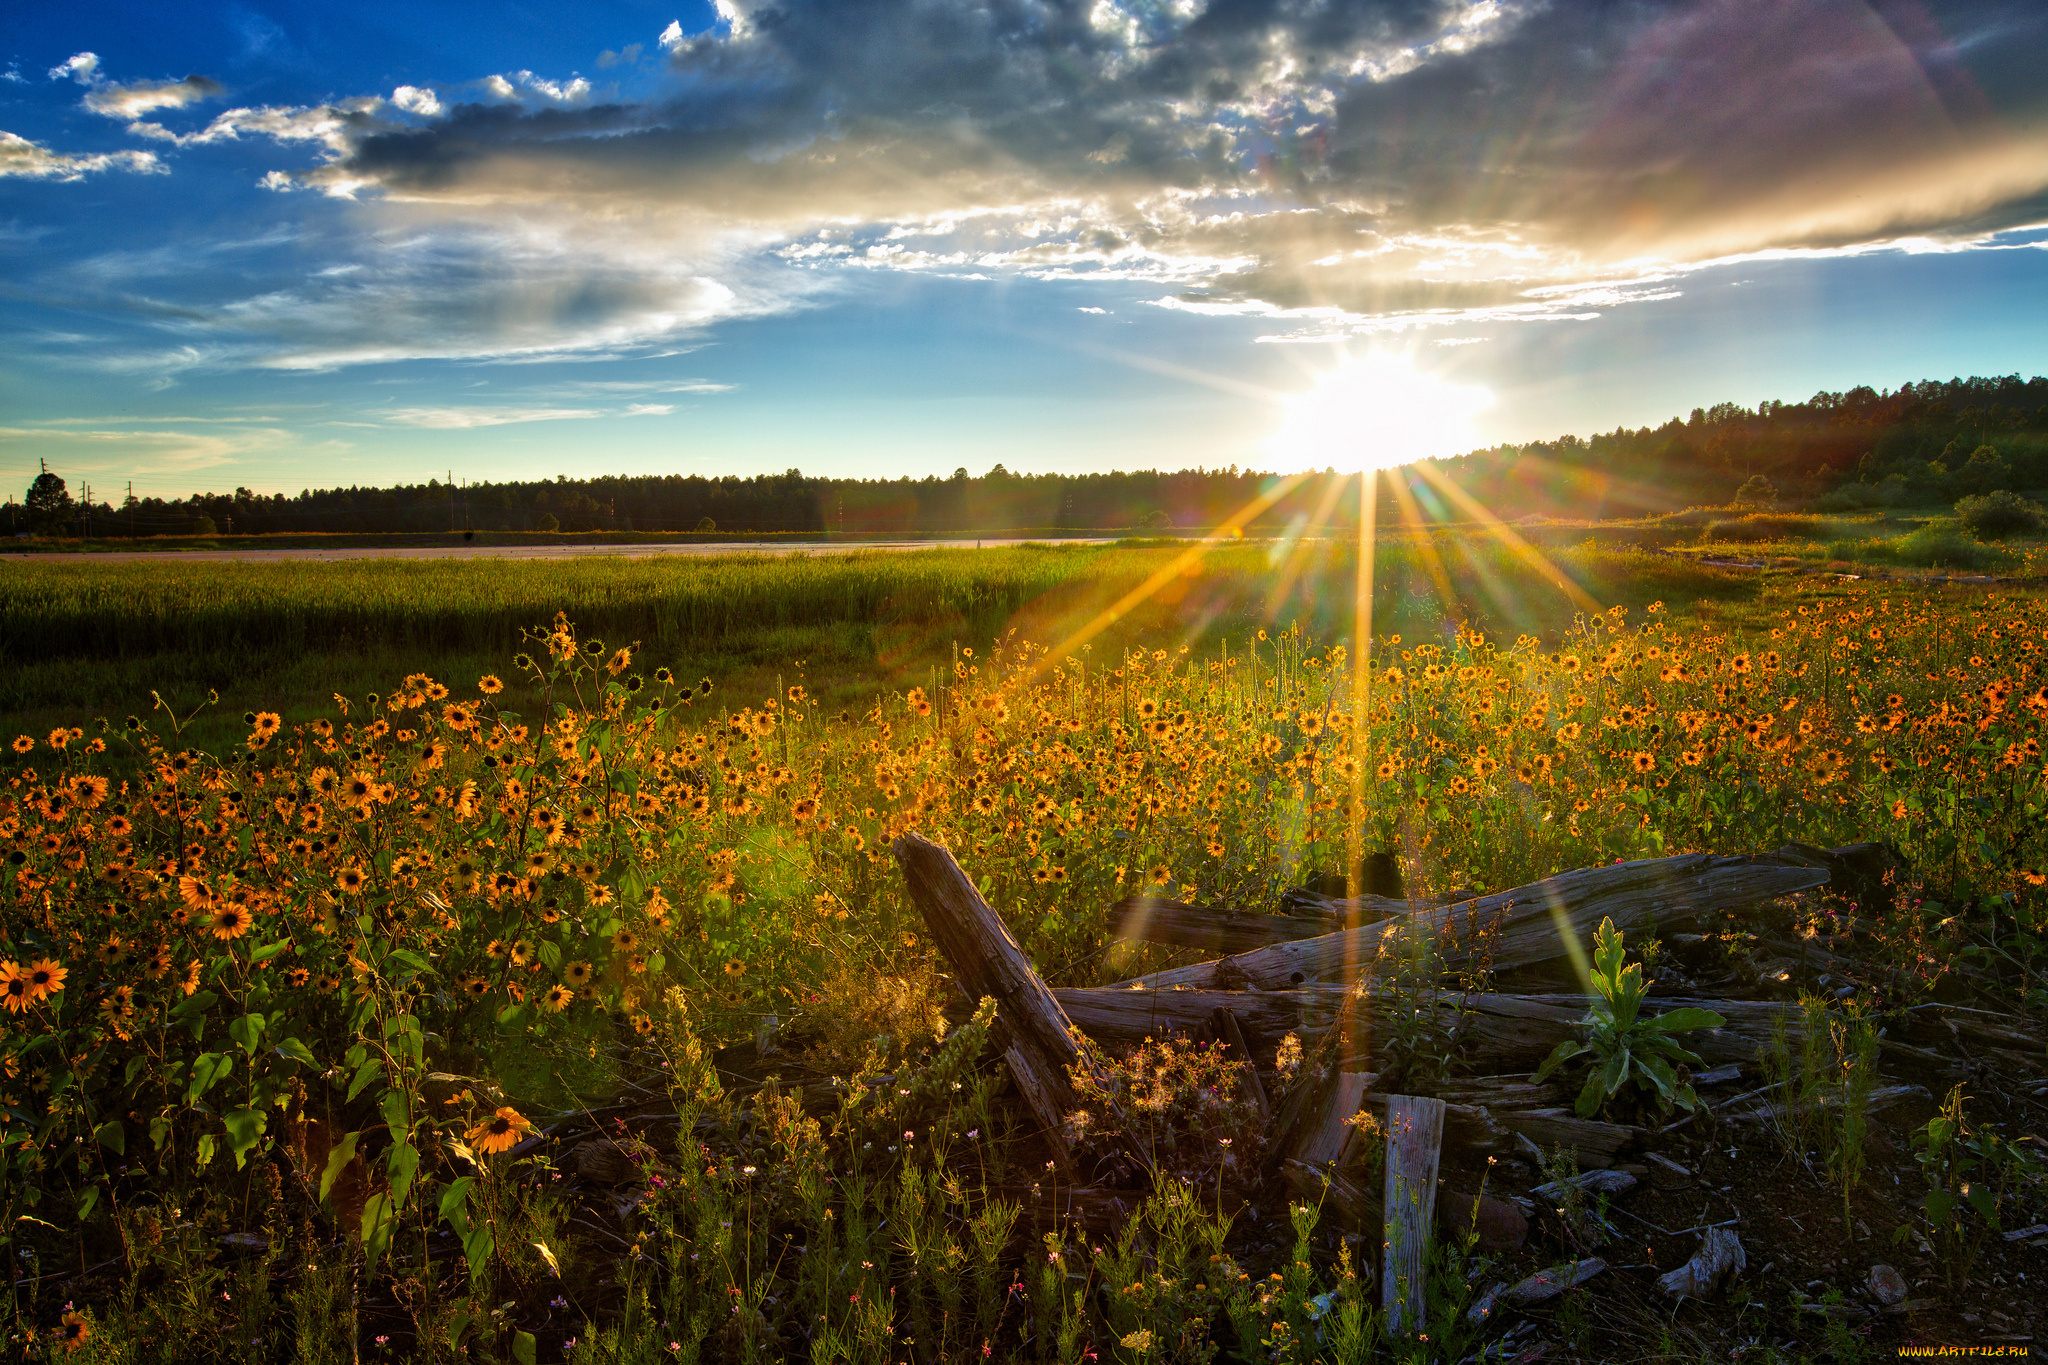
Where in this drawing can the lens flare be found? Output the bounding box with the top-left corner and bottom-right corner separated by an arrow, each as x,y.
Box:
1267,352 -> 1491,472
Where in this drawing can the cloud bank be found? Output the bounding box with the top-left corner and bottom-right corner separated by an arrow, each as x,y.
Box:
24,1 -> 2048,364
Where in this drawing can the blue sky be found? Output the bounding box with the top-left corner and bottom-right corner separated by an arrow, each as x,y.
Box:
3,0 -> 2046,497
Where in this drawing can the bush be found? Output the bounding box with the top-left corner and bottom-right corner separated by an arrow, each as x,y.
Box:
1868,526 -> 2000,571
1955,490 -> 2045,540
1702,514 -> 1821,543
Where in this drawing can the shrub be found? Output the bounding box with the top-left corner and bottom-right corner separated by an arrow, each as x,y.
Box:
1874,526 -> 2001,570
1732,474 -> 1778,507
1955,489 -> 2045,540
1702,514 -> 1821,543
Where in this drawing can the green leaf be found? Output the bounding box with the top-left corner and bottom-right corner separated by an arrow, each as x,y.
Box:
361,1191 -> 395,1271
77,1185 -> 100,1222
171,989 -> 219,1020
149,1115 -> 173,1152
512,1330 -> 538,1365
1533,1038 -> 1589,1084
273,1037 -> 318,1068
387,1140 -> 420,1213
388,949 -> 434,976
319,1131 -> 363,1206
438,1176 -> 475,1231
186,1052 -> 234,1103
538,941 -> 563,973
228,1012 -> 267,1057
1575,1069 -> 1607,1119
1642,1007 -> 1727,1034
223,1108 -> 267,1170
94,1120 -> 125,1156
195,1133 -> 217,1170
347,1057 -> 384,1103
248,939 -> 291,964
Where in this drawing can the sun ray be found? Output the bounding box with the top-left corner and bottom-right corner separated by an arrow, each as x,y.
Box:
1018,471 -> 1314,687
1409,460 -> 1606,618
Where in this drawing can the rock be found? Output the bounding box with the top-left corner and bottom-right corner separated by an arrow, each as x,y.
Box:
1658,1227 -> 1746,1299
1441,1190 -> 1529,1250
1505,1259 -> 1606,1306
1531,1168 -> 1636,1202
1866,1264 -> 1907,1306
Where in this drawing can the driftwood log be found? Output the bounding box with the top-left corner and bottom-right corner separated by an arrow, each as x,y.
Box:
1381,1095 -> 1447,1337
894,833 -> 1151,1178
1049,984 -> 1806,1071
1113,853 -> 1830,993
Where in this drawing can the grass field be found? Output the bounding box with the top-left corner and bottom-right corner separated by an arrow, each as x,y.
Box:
5,533 -> 2046,1362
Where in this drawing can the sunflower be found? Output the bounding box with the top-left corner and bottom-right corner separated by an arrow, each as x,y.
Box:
336,866 -> 367,894
478,674 -> 505,695
631,1012 -> 656,1036
563,961 -> 594,989
541,984 -> 575,1013
1630,752 -> 1657,775
722,957 -> 746,978
211,906 -> 254,940
23,959 -> 66,1003
468,1106 -> 534,1155
0,965 -> 29,1014
611,928 -> 639,954
9,735 -> 31,754
286,966 -> 312,988
462,975 -> 491,998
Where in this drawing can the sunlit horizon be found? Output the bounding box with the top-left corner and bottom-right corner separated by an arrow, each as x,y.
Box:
1265,352 -> 1494,474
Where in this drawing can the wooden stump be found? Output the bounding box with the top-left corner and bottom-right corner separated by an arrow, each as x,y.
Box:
1381,1095 -> 1447,1338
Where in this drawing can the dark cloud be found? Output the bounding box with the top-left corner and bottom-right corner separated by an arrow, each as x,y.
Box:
232,0 -> 2048,353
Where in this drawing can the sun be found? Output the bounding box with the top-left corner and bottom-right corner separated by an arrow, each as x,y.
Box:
1266,351 -> 1492,471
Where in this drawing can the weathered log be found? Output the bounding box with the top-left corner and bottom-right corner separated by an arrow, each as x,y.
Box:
1381,1095 -> 1447,1338
1049,985 -> 1808,1072
1505,1258 -> 1607,1306
1281,1159 -> 1380,1231
895,833 -> 1145,1177
1491,1110 -> 1645,1168
1212,1007 -> 1270,1122
1283,1071 -> 1373,1170
1109,895 -> 1354,953
1114,854 -> 1830,992
1658,1226 -> 1746,1299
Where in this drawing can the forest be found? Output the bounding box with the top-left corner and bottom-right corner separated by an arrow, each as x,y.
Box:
13,373 -> 2047,538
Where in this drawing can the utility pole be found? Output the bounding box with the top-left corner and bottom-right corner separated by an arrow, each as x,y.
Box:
449,470 -> 456,532
128,481 -> 134,539
81,482 -> 90,539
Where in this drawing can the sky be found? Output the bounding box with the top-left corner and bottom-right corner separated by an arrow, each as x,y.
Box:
2,0 -> 2046,498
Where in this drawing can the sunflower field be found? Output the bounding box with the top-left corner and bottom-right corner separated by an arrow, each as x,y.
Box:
4,580 -> 2047,1361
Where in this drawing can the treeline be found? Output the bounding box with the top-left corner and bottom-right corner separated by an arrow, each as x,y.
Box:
12,374 -> 2047,538
1441,373 -> 2048,519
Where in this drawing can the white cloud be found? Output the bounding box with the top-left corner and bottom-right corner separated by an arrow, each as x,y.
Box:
1077,306 -> 1107,313
48,52 -> 99,83
624,403 -> 675,416
510,71 -> 591,104
658,20 -> 686,49
380,406 -> 606,428
0,421 -> 336,481
0,130 -> 163,181
83,74 -> 224,120
391,85 -> 443,117
482,75 -> 517,99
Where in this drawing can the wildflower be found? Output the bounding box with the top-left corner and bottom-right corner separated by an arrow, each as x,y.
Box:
337,866 -> 367,894
23,959 -> 66,1004
0,965 -> 29,1014
542,984 -> 575,1013
1630,751 -> 1656,775
469,1106 -> 534,1154
9,735 -> 30,754
564,961 -> 594,989
723,957 -> 746,978
479,674 -> 505,694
